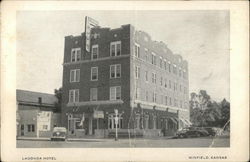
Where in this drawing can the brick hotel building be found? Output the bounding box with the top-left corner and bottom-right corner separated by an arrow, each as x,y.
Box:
61,17 -> 191,138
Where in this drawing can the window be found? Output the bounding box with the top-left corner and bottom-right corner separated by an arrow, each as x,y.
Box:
69,89 -> 79,103
152,73 -> 156,84
183,70 -> 187,79
160,77 -> 163,86
164,59 -> 167,70
159,57 -> 163,68
152,91 -> 157,103
145,91 -> 149,101
180,100 -> 183,108
165,96 -> 168,105
110,41 -> 121,56
110,64 -> 121,78
151,53 -> 156,65
134,43 -> 140,58
145,48 -> 148,62
27,124 -> 35,132
90,88 -> 98,101
168,61 -> 171,73
164,78 -> 167,88
179,68 -> 182,77
135,88 -> 140,99
169,97 -> 172,105
173,64 -> 177,74
71,48 -> 81,62
91,45 -> 98,60
70,69 -> 80,82
174,99 -> 178,107
91,67 -> 98,81
110,86 -> 121,100
169,80 -> 171,89
184,87 -> 187,94
135,66 -> 140,79
160,95 -> 163,104
145,71 -> 148,82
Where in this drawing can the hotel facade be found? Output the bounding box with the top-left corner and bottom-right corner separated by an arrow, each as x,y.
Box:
61,18 -> 191,138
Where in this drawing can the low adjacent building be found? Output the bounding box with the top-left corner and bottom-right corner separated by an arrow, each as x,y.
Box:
16,89 -> 61,138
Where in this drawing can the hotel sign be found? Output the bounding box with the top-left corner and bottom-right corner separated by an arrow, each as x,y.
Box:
85,16 -> 99,52
93,110 -> 104,119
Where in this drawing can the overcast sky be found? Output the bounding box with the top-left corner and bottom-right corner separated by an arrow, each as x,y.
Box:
17,10 -> 230,102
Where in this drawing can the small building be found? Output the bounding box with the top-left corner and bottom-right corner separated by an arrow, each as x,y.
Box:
16,89 -> 61,138
61,17 -> 191,138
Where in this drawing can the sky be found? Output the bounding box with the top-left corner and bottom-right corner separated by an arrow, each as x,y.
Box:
17,10 -> 230,102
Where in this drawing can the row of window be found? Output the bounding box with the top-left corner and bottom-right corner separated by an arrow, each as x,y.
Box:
135,88 -> 188,108
134,43 -> 187,79
70,41 -> 121,62
70,64 -> 121,82
69,86 -> 121,103
135,67 -> 188,94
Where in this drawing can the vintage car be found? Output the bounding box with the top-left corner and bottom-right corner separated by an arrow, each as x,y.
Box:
51,127 -> 67,141
176,127 -> 209,138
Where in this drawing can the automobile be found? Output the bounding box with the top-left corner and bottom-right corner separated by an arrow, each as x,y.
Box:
51,127 -> 67,141
202,127 -> 217,136
176,127 -> 209,138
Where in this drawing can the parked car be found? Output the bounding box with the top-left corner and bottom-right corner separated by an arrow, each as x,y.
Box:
202,127 -> 217,136
176,127 -> 209,138
51,127 -> 67,141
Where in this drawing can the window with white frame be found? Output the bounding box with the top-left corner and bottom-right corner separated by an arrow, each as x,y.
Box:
152,91 -> 157,103
151,53 -> 156,65
110,86 -> 121,100
145,48 -> 148,62
159,57 -> 163,68
145,91 -> 149,101
168,61 -> 171,73
70,69 -> 80,82
165,96 -> 168,105
152,73 -> 156,84
90,88 -> 98,101
110,64 -> 121,78
69,89 -> 79,103
134,43 -> 140,58
145,71 -> 148,82
91,45 -> 98,60
71,48 -> 81,62
135,88 -> 140,100
110,41 -> 121,56
135,66 -> 140,79
164,78 -> 167,88
164,59 -> 167,70
173,64 -> 177,74
91,67 -> 98,81
179,68 -> 182,77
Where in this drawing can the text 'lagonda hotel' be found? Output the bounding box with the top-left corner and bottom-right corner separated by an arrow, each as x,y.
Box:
61,16 -> 191,138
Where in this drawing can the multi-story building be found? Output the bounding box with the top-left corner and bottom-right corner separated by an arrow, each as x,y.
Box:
61,18 -> 191,138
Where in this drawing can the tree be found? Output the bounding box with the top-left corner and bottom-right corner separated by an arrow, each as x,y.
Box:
54,87 -> 62,112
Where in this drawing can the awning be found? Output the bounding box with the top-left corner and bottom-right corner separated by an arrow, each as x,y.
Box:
180,118 -> 189,126
185,119 -> 192,125
168,117 -> 178,125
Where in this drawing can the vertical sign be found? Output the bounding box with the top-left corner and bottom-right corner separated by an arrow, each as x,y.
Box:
85,16 -> 99,52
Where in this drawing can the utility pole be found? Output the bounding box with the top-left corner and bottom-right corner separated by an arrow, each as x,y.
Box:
114,109 -> 118,141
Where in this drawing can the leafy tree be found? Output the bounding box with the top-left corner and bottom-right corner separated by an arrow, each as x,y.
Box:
54,87 -> 62,112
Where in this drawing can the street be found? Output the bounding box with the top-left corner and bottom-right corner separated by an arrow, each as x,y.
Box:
17,136 -> 229,148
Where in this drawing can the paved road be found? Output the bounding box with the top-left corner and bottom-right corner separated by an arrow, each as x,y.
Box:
17,136 -> 229,148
